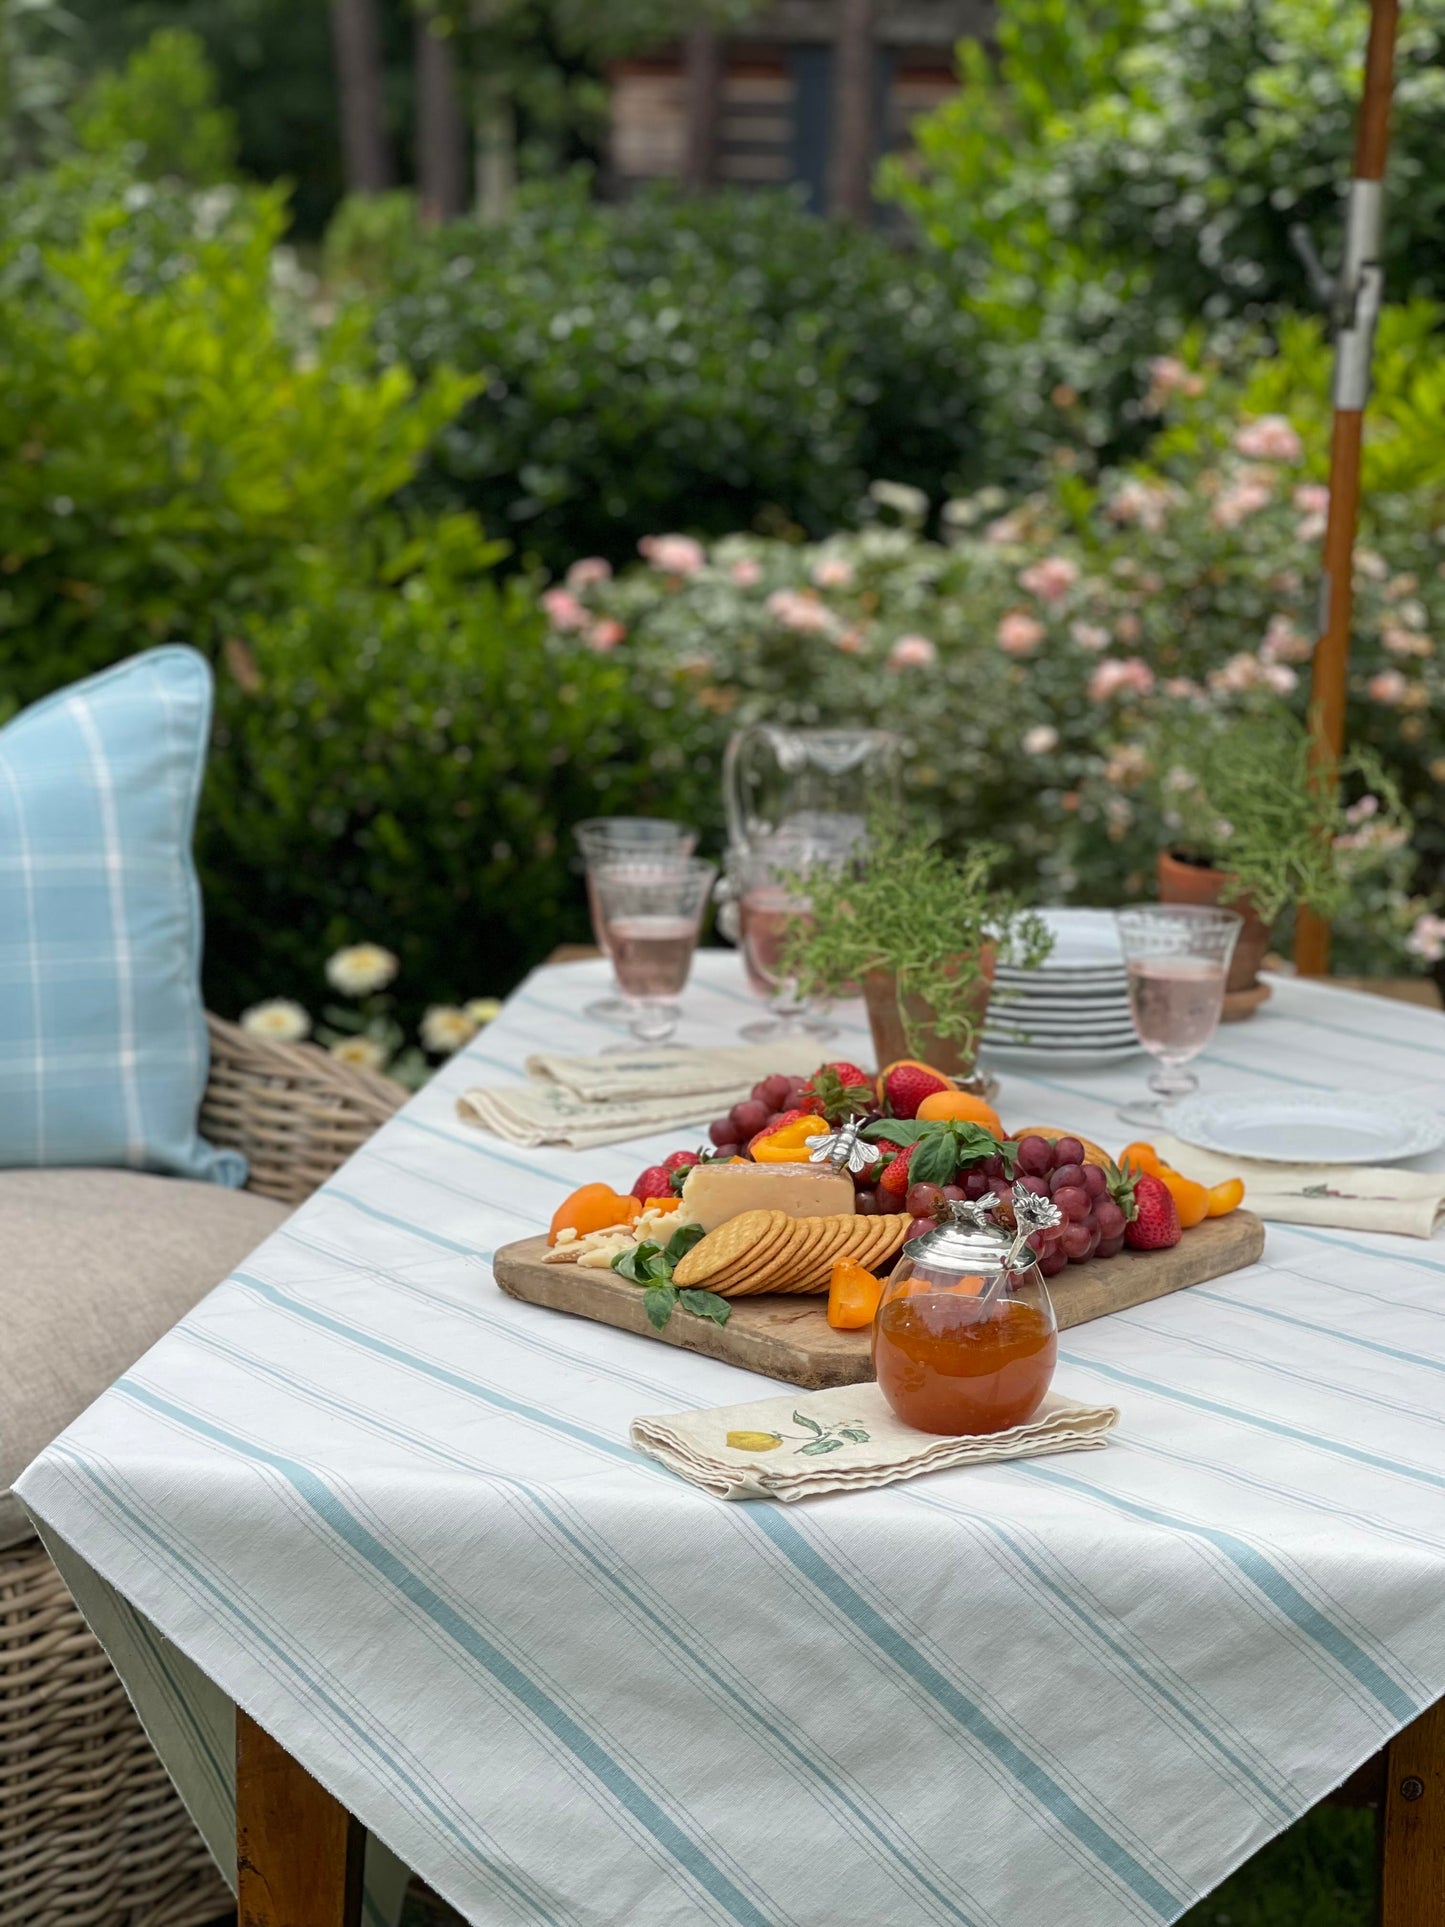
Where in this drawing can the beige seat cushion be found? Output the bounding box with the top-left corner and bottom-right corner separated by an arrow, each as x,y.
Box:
0,1168 -> 288,1549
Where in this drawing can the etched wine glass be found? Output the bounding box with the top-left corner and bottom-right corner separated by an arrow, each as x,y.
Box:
590,858 -> 717,1046
575,818 -> 698,1024
733,835 -> 841,1044
1115,905 -> 1241,1128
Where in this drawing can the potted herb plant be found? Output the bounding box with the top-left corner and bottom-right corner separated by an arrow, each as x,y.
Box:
1153,712 -> 1411,1006
781,822 -> 1052,1078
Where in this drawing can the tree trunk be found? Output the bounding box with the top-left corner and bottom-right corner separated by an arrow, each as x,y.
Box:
415,15 -> 468,225
828,0 -> 875,221
683,25 -> 722,191
474,72 -> 516,220
329,0 -> 393,193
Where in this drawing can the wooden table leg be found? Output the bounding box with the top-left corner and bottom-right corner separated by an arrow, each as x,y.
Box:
237,1708 -> 365,1927
1381,1698 -> 1445,1924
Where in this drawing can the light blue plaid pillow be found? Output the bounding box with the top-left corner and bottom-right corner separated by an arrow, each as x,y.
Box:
0,646 -> 244,1184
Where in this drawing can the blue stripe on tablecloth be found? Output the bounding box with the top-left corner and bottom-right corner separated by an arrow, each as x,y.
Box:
749,1509 -> 1182,1920
902,1493 -> 1294,1820
54,1445 -> 569,1926
169,1323 -> 996,1927
1270,1224 -> 1445,1280
129,1606 -> 231,1808
322,1191 -> 496,1261
111,1382 -> 780,1927
1265,1007 -> 1445,1063
1059,1353 -> 1445,1498
1190,1288 -> 1445,1379
224,1272 -> 1181,1919
1016,1460 -> 1417,1725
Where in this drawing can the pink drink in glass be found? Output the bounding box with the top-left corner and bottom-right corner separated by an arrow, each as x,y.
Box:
739,886 -> 805,997
607,916 -> 700,999
1126,957 -> 1226,1060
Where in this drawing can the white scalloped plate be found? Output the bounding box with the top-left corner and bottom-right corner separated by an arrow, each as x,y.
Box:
1167,1091 -> 1445,1165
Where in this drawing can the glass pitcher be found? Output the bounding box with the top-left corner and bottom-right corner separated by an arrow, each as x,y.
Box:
873,1189 -> 1061,1436
723,725 -> 903,858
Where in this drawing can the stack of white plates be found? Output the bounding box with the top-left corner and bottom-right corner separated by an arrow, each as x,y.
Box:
982,908 -> 1141,1066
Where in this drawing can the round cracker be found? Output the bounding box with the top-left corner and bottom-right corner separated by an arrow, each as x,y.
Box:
712,1214 -> 808,1296
764,1214 -> 846,1292
780,1215 -> 862,1295
673,1210 -> 782,1288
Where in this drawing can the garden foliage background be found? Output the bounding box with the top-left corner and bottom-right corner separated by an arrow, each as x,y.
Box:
0,0 -> 1442,1028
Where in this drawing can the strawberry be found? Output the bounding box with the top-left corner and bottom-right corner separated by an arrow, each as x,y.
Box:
876,1142 -> 916,1197
662,1149 -> 702,1173
881,1063 -> 953,1120
799,1060 -> 875,1123
631,1165 -> 675,1202
1123,1173 -> 1181,1250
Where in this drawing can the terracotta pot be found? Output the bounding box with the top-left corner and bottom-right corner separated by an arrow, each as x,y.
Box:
860,945 -> 996,1080
1156,850 -> 1273,995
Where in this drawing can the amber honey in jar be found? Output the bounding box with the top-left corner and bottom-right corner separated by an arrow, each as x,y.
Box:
872,1191 -> 1060,1437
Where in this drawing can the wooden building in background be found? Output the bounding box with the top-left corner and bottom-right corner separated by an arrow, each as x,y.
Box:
607,0 -> 989,216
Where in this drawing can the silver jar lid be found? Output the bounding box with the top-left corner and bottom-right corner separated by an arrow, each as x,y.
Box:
903,1185 -> 1063,1277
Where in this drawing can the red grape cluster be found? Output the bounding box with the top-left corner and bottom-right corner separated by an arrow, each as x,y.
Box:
876,1134 -> 1127,1276
707,1073 -> 816,1159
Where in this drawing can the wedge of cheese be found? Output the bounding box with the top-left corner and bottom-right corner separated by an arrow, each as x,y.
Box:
678,1160 -> 855,1232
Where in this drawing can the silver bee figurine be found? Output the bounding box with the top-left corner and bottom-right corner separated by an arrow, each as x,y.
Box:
805,1116 -> 876,1176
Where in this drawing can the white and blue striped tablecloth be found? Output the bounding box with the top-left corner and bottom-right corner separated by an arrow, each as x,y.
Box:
19,953 -> 1445,1927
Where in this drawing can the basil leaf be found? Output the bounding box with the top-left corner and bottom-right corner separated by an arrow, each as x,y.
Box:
800,1436 -> 845,1456
678,1288 -> 731,1326
860,1118 -> 932,1145
664,1221 -> 706,1265
611,1241 -> 662,1284
793,1410 -> 823,1436
640,1249 -> 674,1284
909,1132 -> 960,1186
643,1284 -> 678,1330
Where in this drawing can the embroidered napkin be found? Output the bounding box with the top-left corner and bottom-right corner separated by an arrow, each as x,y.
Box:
630,1383 -> 1119,1502
457,1041 -> 826,1149
1156,1134 -> 1445,1239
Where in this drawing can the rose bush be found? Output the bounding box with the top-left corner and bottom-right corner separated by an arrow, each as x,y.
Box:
548,317 -> 1444,981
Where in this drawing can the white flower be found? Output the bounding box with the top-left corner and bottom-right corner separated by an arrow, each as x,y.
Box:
465,997 -> 503,1027
811,556 -> 855,589
240,999 -> 311,1043
638,534 -> 705,575
329,1036 -> 389,1073
868,479 -> 929,523
420,1004 -> 478,1055
1406,913 -> 1445,964
326,943 -> 399,997
1069,620 -> 1111,652
1022,725 -> 1059,755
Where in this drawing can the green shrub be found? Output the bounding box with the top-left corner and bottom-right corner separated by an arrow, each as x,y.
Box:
74,27 -> 239,184
199,530 -> 718,1017
359,177 -> 986,569
0,161 -> 475,712
883,0 -> 1445,471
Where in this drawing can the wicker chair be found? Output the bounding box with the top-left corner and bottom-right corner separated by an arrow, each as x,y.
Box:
0,1016 -> 405,1927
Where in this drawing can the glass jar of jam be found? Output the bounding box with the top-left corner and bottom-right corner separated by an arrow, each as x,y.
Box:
872,1188 -> 1060,1436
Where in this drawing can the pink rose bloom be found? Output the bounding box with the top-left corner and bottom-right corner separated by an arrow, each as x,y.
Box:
1147,355 -> 1190,394
1022,724 -> 1059,755
730,557 -> 762,587
997,611 -> 1046,657
1088,657 -> 1155,702
1260,614 -> 1312,663
1069,620 -> 1111,652
639,533 -> 705,575
1367,669 -> 1409,705
765,588 -> 834,634
564,556 -> 612,590
1293,483 -> 1330,515
1105,479 -> 1172,532
1345,794 -> 1380,824
1261,662 -> 1299,695
540,587 -> 589,633
586,619 -> 626,653
985,513 -> 1026,545
1212,478 -> 1273,528
812,557 -> 855,589
1295,513 -> 1327,544
1208,653 -> 1263,694
1233,415 -> 1304,463
1116,613 -> 1142,643
834,628 -> 865,655
1162,676 -> 1201,698
888,633 -> 937,669
1406,913 -> 1445,964
1354,548 -> 1390,581
1019,555 -> 1080,604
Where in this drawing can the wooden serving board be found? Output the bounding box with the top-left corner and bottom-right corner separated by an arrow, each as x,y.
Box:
492,1211 -> 1266,1390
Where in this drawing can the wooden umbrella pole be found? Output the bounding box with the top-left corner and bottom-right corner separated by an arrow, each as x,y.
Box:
1295,0 -> 1400,977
